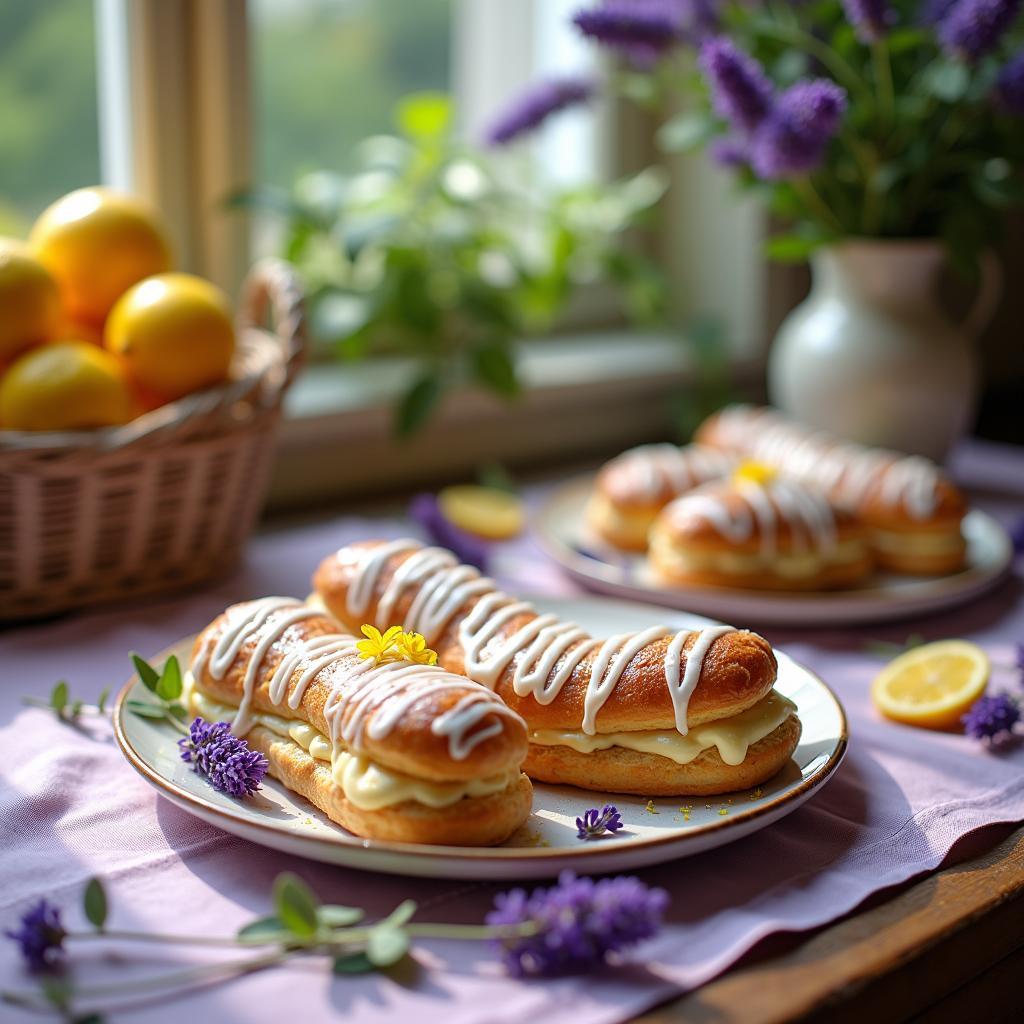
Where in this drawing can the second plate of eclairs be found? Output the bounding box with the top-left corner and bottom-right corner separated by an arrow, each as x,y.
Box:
115,539 -> 845,880
539,404 -> 1013,627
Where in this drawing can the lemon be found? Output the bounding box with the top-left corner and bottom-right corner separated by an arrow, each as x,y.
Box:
105,273 -> 235,401
438,485 -> 525,540
0,237 -> 60,362
871,640 -> 990,730
0,341 -> 134,431
30,187 -> 172,326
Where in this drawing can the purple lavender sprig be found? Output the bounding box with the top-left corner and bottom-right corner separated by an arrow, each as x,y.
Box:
485,77 -> 595,146
4,901 -> 66,973
699,37 -> 775,135
410,493 -> 490,570
486,870 -> 668,977
962,692 -> 1021,742
573,1 -> 686,67
178,719 -> 268,798
751,79 -> 848,180
843,0 -> 896,41
996,53 -> 1024,113
938,0 -> 1024,62
576,804 -> 624,840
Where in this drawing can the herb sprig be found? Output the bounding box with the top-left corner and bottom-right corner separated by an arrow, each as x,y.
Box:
3,871 -> 668,1016
127,653 -> 189,733
22,681 -> 110,723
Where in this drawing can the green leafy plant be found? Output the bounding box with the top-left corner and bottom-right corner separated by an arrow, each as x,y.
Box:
233,92 -> 666,435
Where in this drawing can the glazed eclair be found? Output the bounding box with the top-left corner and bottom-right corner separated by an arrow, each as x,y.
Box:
188,598 -> 532,845
313,540 -> 801,797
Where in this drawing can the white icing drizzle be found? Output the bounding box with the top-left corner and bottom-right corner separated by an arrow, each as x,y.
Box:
345,539 -> 740,736
604,443 -> 734,503
708,405 -> 942,520
667,476 -> 839,558
191,598 -> 519,763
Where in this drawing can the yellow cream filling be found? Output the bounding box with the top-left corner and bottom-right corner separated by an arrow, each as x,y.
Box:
651,532 -> 864,579
869,528 -> 964,555
530,691 -> 796,766
189,687 -> 515,812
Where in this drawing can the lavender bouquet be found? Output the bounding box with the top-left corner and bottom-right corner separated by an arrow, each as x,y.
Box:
488,1 -> 1024,273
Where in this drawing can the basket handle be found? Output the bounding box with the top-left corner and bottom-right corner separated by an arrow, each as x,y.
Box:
239,258 -> 308,390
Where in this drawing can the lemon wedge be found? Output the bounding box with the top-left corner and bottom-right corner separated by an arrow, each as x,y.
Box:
871,640 -> 990,730
438,485 -> 525,540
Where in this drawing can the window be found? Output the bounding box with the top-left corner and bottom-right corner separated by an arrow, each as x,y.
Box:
0,0 -> 102,232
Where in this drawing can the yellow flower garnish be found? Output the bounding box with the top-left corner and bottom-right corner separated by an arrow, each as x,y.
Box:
733,460 -> 777,486
356,624 -> 404,664
396,630 -> 438,666
356,624 -> 439,666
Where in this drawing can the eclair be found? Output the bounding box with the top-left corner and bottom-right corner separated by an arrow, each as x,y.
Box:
649,463 -> 874,591
314,540 -> 802,796
587,443 -> 736,551
696,405 -> 968,574
187,598 -> 532,845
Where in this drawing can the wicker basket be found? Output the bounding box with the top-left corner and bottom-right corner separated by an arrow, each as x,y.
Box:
0,259 -> 306,621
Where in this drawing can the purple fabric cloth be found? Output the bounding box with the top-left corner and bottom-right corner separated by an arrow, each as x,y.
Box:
1,440 -> 1023,1023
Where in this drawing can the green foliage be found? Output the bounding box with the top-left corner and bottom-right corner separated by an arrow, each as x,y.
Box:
622,1 -> 1024,271
128,654 -> 189,730
83,878 -> 107,930
234,92 -> 666,435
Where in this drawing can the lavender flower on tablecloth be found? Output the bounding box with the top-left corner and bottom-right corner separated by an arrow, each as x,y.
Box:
962,692 -> 1021,741
4,900 -> 65,973
699,37 -> 774,134
486,870 -> 668,976
709,135 -> 749,168
751,79 -> 848,179
938,0 -> 1023,62
485,77 -> 595,146
409,493 -> 489,570
178,719 -> 268,798
576,804 -> 625,839
997,53 -> 1024,112
843,0 -> 896,40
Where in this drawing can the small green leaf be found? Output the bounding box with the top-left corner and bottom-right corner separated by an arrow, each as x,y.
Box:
83,878 -> 107,930
70,700 -> 83,719
126,701 -> 167,720
156,656 -> 183,701
471,343 -> 520,399
396,91 -> 451,141
366,925 -> 410,967
50,681 -> 68,714
237,915 -> 288,944
318,905 -> 364,928
97,687 -> 110,714
39,977 -> 71,1010
333,951 -> 376,974
273,873 -> 319,938
167,703 -> 189,721
656,112 -> 717,153
382,899 -> 417,929
395,374 -> 443,438
131,654 -> 160,693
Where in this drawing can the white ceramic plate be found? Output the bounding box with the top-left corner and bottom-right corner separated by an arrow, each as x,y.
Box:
534,476 -> 1014,628
114,596 -> 846,879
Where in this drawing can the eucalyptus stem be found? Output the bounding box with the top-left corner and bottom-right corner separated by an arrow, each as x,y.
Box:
794,177 -> 843,234
69,928 -> 244,949
872,41 -> 894,128
753,23 -> 870,102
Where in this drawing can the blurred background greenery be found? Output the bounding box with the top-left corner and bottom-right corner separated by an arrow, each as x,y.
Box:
0,0 -> 453,235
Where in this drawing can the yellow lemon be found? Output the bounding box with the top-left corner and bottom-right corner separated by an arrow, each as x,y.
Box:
0,341 -> 134,431
871,640 -> 990,730
0,237 -> 61,362
30,187 -> 172,326
438,485 -> 525,540
105,273 -> 235,401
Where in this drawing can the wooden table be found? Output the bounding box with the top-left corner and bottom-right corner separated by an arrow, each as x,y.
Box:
642,825 -> 1024,1023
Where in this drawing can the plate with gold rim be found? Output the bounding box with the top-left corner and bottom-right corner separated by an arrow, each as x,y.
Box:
534,476 -> 1014,628
113,595 -> 847,880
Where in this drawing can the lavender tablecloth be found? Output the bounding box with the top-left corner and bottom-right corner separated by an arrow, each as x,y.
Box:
2,440 -> 1023,1023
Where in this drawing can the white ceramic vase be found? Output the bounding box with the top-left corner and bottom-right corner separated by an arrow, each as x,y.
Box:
767,239 -> 999,463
